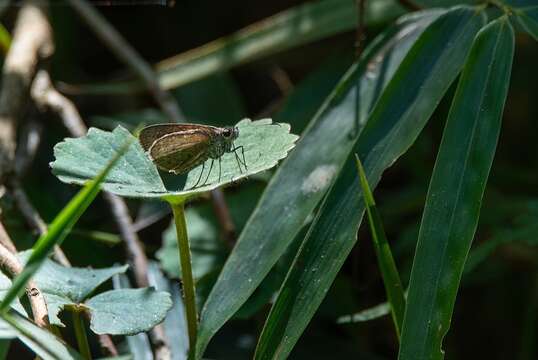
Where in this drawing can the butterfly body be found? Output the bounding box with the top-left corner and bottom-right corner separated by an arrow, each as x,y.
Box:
139,123 -> 244,186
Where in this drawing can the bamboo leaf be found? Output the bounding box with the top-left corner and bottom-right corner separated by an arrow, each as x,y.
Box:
68,0 -> 403,95
255,6 -> 485,360
196,9 -> 445,358
399,17 -> 514,360
337,301 -> 392,324
514,6 -> 538,40
354,154 -> 405,339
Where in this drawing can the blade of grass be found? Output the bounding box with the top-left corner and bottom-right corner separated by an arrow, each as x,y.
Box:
0,22 -> 10,55
1,309 -> 82,360
255,7 -> 486,360
514,6 -> 538,40
0,135 -> 135,312
196,9 -> 444,358
65,0 -> 403,95
72,310 -> 91,359
354,154 -> 405,339
399,17 -> 514,360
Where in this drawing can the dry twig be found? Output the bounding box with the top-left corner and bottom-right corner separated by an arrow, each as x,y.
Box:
0,223 -> 48,327
0,1 -> 60,329
0,0 -> 53,182
66,0 -> 182,123
31,68 -> 169,359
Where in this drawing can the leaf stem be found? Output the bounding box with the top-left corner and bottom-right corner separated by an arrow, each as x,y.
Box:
170,201 -> 198,354
72,310 -> 91,359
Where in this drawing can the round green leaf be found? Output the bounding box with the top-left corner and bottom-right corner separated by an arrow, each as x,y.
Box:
85,288 -> 172,335
51,119 -> 298,201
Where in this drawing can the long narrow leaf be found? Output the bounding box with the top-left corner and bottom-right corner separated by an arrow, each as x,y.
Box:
0,136 -> 135,312
399,17 -> 514,360
255,6 -> 485,360
355,154 -> 405,339
67,0 -> 403,95
1,310 -> 82,360
514,6 -> 538,40
196,10 -> 444,358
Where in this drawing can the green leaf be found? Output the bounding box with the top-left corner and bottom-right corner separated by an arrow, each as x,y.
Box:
1,310 -> 82,360
112,274 -> 154,360
337,302 -> 391,324
173,72 -> 246,126
0,132 -> 134,313
85,288 -> 172,335
0,253 -> 128,327
399,17 -> 514,360
197,9 -> 445,358
91,108 -> 168,131
274,53 -> 352,133
255,6 -> 485,360
354,155 -> 405,339
51,119 -> 298,201
0,339 -> 9,360
70,0 -> 403,95
27,254 -> 127,304
147,261 -> 189,360
465,222 -> 538,274
514,6 -> 538,40
0,22 -> 10,55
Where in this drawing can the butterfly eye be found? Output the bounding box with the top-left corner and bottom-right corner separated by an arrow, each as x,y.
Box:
223,128 -> 233,138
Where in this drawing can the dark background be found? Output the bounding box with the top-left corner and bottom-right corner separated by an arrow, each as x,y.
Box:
1,0 -> 537,358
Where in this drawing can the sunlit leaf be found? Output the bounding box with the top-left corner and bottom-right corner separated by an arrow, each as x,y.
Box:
197,8 -> 446,358
400,17 -> 515,360
51,120 -> 298,201
255,7 -> 486,359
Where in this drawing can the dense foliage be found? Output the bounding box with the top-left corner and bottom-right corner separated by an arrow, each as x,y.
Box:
0,0 -> 536,359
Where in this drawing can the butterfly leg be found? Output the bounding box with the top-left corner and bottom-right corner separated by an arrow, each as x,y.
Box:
203,159 -> 214,186
232,145 -> 247,171
218,156 -> 223,182
193,161 -> 205,188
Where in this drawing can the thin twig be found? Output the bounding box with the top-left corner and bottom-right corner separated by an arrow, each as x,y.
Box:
210,190 -> 236,248
31,68 -> 170,359
104,193 -> 149,287
0,0 -> 70,266
0,0 -> 53,182
0,220 -> 16,254
270,66 -> 293,96
7,179 -> 71,267
1,3 -> 121,355
0,225 -> 49,327
32,70 -> 86,137
8,180 -> 46,236
355,0 -> 367,58
14,117 -> 43,176
66,0 -> 183,123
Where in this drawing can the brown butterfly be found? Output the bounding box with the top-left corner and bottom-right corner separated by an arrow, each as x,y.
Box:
139,123 -> 246,187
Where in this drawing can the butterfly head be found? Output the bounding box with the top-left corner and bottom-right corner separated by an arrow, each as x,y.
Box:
222,127 -> 239,141
221,126 -> 239,152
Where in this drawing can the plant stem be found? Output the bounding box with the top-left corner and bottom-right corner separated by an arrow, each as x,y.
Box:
171,201 -> 198,353
72,310 -> 91,359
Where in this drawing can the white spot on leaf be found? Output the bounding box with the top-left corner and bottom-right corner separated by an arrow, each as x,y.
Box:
301,165 -> 338,194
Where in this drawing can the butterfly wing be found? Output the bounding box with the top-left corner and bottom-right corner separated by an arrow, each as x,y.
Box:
138,123 -> 216,151
148,130 -> 212,174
